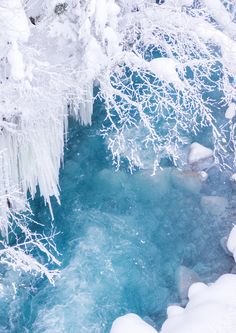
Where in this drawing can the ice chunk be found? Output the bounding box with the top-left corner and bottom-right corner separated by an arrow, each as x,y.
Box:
110,313 -> 158,333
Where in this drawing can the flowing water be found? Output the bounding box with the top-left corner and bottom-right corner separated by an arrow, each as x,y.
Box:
0,102 -> 235,332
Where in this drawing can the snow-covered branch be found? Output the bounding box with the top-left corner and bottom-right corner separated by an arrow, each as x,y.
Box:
1,0 -> 236,278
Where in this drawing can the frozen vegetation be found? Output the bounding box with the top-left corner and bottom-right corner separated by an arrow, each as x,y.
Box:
0,0 -> 236,332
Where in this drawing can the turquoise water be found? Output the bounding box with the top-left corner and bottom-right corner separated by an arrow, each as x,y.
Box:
1,103 -> 235,332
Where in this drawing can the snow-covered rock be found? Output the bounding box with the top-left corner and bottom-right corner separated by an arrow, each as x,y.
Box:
161,274 -> 236,333
230,174 -> 236,191
187,281 -> 208,299
166,305 -> 184,318
231,174 -> 236,182
188,143 -> 213,170
198,171 -> 208,182
111,275 -> 236,333
110,313 -> 158,333
200,195 -> 228,216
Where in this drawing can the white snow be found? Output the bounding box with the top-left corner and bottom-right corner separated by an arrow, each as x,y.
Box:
187,282 -> 208,299
161,274 -> 236,333
202,0 -> 236,38
194,19 -> 236,76
149,58 -> 183,87
188,142 -> 213,165
198,171 -> 208,182
110,313 -> 158,333
110,275 -> 236,333
231,174 -> 236,182
166,305 -> 184,318
7,42 -> 25,80
0,0 -> 30,43
165,0 -> 193,6
227,225 -> 236,261
225,103 -> 236,120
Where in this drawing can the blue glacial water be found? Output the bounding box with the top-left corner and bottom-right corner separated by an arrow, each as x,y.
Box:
1,102 -> 236,332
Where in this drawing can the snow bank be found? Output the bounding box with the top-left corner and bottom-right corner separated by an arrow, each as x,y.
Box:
110,275 -> 236,333
161,274 -> 236,333
110,314 -> 158,333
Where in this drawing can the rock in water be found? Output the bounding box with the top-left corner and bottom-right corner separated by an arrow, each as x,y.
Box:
110,313 -> 158,333
171,169 -> 207,194
201,196 -> 228,216
188,142 -> 214,171
176,265 -> 200,304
